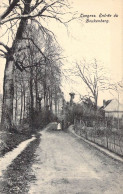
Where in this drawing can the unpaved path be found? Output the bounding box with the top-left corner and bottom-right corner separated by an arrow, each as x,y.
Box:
28,126 -> 123,194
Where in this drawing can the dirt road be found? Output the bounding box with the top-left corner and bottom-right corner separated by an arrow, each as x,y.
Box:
28,125 -> 123,194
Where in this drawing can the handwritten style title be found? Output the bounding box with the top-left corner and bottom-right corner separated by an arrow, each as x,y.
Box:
80,13 -> 118,24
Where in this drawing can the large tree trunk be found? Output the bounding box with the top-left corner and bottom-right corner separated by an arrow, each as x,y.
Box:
14,82 -> 18,125
23,83 -> 26,118
20,84 -> 23,123
1,0 -> 32,131
54,87 -> 58,116
34,66 -> 39,110
29,68 -> 34,130
1,59 -> 14,130
49,89 -> 53,111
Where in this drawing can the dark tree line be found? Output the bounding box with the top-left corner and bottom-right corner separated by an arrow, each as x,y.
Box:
12,22 -> 63,131
0,0 -> 78,131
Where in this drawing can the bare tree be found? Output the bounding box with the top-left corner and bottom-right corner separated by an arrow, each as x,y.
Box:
75,59 -> 110,109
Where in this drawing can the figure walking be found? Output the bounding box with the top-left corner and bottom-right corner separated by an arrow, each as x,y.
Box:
57,122 -> 61,130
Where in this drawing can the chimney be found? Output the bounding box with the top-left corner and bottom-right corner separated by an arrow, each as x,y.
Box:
69,93 -> 75,106
103,100 -> 106,107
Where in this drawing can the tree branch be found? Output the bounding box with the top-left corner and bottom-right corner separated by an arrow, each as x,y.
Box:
22,36 -> 48,61
0,42 -> 10,52
0,0 -> 20,21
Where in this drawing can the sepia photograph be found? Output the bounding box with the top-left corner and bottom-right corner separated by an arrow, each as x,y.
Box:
0,0 -> 123,193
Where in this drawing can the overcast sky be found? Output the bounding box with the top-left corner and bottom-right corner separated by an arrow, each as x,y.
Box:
0,0 -> 123,105
51,0 -> 123,104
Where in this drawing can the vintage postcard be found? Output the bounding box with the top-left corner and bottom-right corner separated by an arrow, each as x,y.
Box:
0,0 -> 123,193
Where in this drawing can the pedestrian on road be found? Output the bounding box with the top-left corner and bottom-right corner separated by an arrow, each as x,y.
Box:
57,122 -> 61,130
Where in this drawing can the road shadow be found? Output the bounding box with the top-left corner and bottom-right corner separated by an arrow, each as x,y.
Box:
0,136 -> 41,194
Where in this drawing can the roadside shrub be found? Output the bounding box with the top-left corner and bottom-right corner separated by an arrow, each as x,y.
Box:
96,129 -> 104,136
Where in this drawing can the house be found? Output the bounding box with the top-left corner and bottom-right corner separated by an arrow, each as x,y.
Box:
103,99 -> 123,119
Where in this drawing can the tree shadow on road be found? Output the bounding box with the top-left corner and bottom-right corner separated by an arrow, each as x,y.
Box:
0,136 -> 41,194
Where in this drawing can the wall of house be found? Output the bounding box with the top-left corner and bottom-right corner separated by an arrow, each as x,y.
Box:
105,112 -> 123,119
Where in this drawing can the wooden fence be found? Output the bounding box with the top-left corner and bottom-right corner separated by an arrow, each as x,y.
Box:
74,123 -> 123,156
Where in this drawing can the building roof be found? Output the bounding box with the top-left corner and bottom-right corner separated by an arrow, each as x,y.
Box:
104,99 -> 123,112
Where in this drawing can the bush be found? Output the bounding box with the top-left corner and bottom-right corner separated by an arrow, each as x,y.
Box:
96,129 -> 104,136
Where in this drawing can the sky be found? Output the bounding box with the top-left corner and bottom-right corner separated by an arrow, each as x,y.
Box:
0,0 -> 123,105
50,0 -> 123,104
